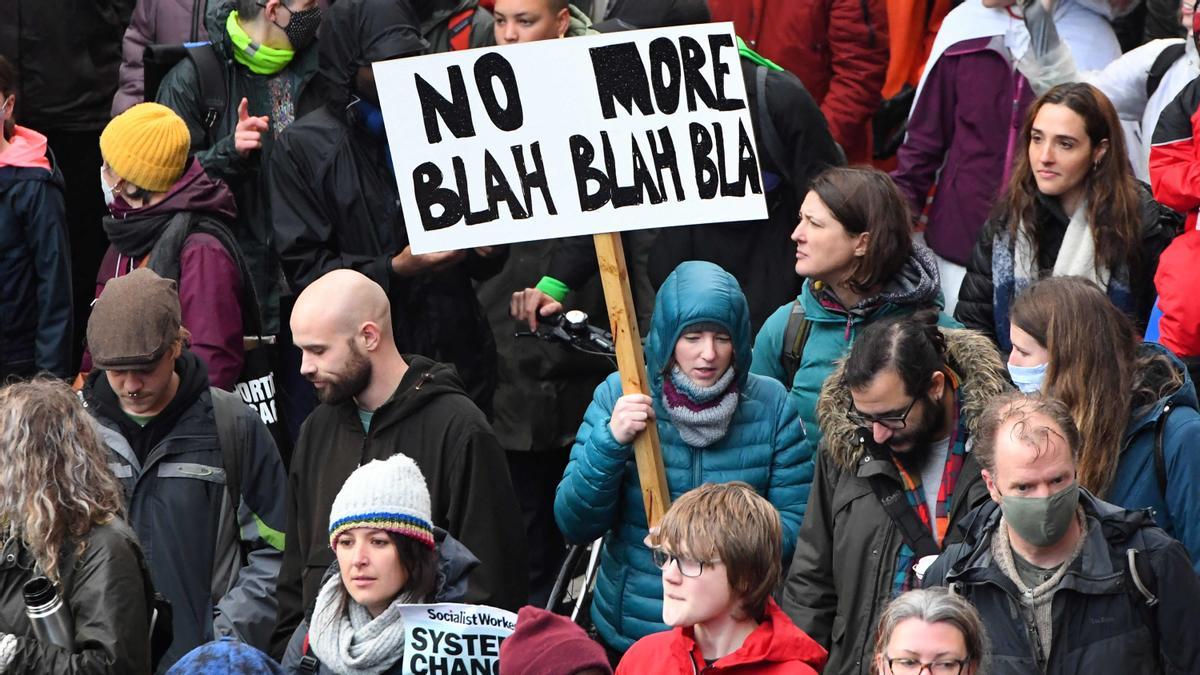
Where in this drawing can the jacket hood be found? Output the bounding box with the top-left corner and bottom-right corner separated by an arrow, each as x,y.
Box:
705,598 -> 829,670
804,242 -> 943,318
317,0 -> 427,111
1126,342 -> 1197,440
644,261 -> 753,394
342,355 -> 475,431
0,126 -> 51,171
816,327 -> 1010,470
118,158 -> 238,223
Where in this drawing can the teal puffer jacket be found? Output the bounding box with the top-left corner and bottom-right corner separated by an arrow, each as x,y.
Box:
750,244 -> 959,450
554,261 -> 811,652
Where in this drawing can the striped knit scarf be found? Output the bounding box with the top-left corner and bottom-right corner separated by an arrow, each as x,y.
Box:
890,393 -> 966,594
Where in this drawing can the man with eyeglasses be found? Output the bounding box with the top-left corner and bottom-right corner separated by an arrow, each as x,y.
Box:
921,392 -> 1200,674
779,311 -> 1009,675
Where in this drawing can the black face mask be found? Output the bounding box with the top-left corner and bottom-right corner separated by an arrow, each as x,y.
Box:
277,3 -> 322,51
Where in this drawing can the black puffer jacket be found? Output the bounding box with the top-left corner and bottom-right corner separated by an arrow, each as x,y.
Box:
955,183 -> 1179,353
270,0 -> 502,412
924,490 -> 1200,674
0,519 -> 152,673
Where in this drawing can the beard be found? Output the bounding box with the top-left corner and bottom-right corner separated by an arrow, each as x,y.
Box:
889,393 -> 947,469
314,346 -> 373,405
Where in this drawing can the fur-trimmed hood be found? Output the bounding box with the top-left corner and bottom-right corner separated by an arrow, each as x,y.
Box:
816,327 -> 1011,471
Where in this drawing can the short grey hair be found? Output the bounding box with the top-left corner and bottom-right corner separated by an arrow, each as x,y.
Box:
872,588 -> 988,675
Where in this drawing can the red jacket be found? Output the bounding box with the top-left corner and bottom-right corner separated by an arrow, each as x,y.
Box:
709,0 -> 888,164
616,598 -> 828,674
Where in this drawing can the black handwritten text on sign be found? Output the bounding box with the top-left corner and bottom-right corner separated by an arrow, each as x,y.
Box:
373,22 -> 767,254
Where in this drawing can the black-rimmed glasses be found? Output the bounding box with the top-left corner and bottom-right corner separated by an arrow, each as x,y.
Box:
884,656 -> 969,675
848,396 -> 918,430
650,548 -> 718,578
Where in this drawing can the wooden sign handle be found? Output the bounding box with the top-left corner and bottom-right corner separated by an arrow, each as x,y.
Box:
593,232 -> 671,527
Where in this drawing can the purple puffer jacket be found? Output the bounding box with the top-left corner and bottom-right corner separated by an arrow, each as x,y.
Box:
113,0 -> 209,116
891,36 -> 1036,266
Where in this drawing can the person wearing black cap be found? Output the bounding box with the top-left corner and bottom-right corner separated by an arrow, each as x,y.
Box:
270,0 -> 506,417
81,268 -> 288,670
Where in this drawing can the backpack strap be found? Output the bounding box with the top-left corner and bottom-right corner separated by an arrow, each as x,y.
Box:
448,8 -> 476,51
867,472 -> 941,558
185,42 -> 228,141
298,632 -> 320,672
754,64 -> 793,190
210,388 -> 244,508
1153,404 -> 1173,498
779,299 -> 813,387
1147,42 -> 1185,100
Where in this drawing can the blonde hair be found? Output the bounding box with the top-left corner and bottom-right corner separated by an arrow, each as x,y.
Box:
0,380 -> 125,583
649,481 -> 782,621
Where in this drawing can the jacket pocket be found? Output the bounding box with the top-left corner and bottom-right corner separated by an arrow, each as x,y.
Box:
157,462 -> 227,484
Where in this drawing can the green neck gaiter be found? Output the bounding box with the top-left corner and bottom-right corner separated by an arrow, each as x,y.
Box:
227,10 -> 294,75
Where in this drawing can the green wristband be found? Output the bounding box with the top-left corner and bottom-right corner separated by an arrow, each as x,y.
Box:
535,276 -> 570,303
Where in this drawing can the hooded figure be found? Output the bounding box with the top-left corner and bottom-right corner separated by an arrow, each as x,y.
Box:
555,261 -> 811,654
270,0 -> 505,414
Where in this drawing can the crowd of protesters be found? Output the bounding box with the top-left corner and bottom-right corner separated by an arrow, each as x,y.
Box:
2,0 -> 1200,673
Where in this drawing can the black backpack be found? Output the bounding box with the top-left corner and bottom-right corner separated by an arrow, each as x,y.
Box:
143,41 -> 228,143
1146,42 -> 1186,100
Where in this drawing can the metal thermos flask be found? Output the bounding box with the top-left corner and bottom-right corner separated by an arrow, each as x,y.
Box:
23,576 -> 74,650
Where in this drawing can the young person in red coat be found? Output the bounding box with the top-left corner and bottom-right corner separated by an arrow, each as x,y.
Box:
617,482 -> 828,674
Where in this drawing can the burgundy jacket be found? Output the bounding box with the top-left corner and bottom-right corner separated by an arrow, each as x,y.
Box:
891,36 -> 1035,266
83,161 -> 244,389
709,0 -> 888,164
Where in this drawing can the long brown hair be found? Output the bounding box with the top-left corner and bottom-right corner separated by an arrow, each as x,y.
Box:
0,380 -> 126,583
807,167 -> 913,295
1010,277 -> 1179,496
999,83 -> 1142,281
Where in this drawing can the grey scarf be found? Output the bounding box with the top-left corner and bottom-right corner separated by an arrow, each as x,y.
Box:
661,365 -> 738,447
309,574 -> 420,674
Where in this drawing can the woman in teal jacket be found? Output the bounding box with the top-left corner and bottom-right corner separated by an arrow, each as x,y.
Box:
554,261 -> 810,655
751,167 -> 957,450
1009,276 -> 1200,572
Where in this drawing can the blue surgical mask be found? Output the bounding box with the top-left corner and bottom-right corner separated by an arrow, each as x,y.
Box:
1008,361 -> 1048,394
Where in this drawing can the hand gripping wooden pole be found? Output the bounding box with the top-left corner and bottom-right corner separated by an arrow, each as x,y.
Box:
593,232 -> 671,527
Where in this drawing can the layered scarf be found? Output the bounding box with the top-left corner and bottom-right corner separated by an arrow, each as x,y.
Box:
309,574 -> 421,675
891,384 -> 966,594
992,200 -> 1133,353
661,365 -> 738,448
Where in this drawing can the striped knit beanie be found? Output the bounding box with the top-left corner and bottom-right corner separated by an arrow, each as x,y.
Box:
328,454 -> 435,550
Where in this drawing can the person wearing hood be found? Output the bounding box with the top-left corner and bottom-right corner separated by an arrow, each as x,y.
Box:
270,0 -> 505,417
1007,276 -> 1200,572
156,0 -> 324,339
750,167 -> 958,453
0,55 -> 73,380
272,269 -> 527,658
555,261 -> 810,657
956,82 -> 1178,354
923,392 -> 1200,674
779,311 -> 1008,675
418,0 -> 497,50
890,0 -> 1122,314
280,454 -> 481,674
81,268 -> 288,671
617,482 -> 828,675
81,103 -> 250,391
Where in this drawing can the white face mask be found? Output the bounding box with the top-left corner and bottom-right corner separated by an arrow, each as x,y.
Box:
1007,361 -> 1048,394
100,166 -> 119,208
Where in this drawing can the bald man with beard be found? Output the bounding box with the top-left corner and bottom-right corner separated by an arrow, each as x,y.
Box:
270,269 -> 528,657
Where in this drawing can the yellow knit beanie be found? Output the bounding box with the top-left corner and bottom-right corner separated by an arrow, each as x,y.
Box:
100,102 -> 190,193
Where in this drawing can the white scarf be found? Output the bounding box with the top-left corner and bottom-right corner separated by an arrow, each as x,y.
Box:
1013,200 -> 1110,290
309,574 -> 420,674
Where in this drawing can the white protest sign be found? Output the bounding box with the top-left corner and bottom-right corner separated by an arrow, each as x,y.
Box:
374,22 -> 768,254
401,603 -> 516,675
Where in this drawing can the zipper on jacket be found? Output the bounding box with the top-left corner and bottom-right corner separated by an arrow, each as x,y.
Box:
860,0 -> 877,47
1003,75 -> 1027,186
190,0 -> 203,43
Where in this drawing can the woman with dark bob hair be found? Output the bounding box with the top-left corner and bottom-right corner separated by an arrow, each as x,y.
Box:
752,166 -> 958,449
0,379 -> 152,672
956,82 -> 1179,354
